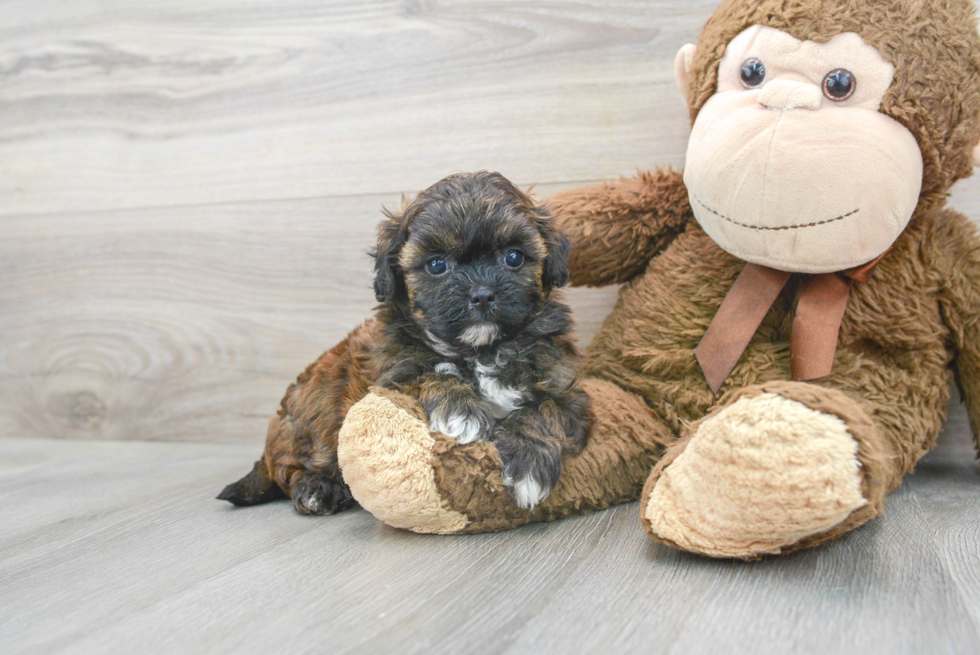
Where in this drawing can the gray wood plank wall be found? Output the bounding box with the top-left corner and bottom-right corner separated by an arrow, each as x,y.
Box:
2,0 -> 980,444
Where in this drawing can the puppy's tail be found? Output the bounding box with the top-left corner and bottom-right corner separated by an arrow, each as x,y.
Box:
217,459 -> 287,507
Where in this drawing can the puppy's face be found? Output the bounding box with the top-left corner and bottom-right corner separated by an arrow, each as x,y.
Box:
372,172 -> 570,350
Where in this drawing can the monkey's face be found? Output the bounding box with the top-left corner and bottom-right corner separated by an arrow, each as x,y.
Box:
682,26 -> 923,273
392,177 -> 560,351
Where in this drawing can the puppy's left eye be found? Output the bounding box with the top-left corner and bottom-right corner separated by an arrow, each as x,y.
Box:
426,258 -> 448,275
503,250 -> 524,269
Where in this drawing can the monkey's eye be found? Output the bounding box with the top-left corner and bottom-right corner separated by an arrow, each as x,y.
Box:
823,69 -> 855,101
739,58 -> 766,88
425,257 -> 448,276
503,250 -> 524,269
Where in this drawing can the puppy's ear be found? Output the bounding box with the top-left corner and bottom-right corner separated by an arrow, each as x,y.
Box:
536,208 -> 571,289
503,178 -> 572,289
372,204 -> 408,303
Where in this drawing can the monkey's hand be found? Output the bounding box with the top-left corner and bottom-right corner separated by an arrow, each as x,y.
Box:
546,168 -> 692,287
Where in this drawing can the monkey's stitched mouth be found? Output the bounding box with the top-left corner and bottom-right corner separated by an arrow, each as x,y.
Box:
694,194 -> 860,231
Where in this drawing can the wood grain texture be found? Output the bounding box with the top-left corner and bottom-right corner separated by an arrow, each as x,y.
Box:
0,183 -> 618,442
0,402 -> 978,654
0,0 -> 710,216
904,393 -> 980,635
3,0 -> 980,444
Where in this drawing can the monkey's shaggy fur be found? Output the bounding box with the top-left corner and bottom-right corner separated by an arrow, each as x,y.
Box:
325,0 -> 980,556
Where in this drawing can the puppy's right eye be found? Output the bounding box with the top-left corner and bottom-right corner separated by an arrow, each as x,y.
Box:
425,258 -> 448,276
503,250 -> 524,269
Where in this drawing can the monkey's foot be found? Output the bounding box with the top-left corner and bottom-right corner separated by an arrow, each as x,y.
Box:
641,383 -> 890,558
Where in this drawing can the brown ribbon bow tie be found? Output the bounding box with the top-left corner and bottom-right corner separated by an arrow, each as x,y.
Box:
695,253 -> 886,394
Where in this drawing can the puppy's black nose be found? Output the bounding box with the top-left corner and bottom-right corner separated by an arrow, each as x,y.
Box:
469,287 -> 495,310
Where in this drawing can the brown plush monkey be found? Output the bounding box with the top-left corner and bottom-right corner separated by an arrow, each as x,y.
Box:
333,0 -> 980,558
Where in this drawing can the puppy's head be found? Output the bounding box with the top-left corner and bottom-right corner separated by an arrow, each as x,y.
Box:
372,171 -> 570,350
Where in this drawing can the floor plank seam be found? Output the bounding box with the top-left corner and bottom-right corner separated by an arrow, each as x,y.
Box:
0,477 -> 260,577
906,485 -> 980,641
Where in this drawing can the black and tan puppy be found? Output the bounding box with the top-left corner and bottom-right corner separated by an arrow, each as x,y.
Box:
219,171 -> 590,514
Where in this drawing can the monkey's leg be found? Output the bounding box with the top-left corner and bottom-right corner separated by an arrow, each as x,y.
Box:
337,378 -> 673,534
639,380 -> 923,558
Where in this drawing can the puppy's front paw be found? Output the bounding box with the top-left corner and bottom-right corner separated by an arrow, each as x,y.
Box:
496,437 -> 562,510
426,403 -> 494,444
501,470 -> 550,510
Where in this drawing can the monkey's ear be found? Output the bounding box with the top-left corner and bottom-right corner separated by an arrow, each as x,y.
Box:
674,43 -> 697,106
371,206 -> 407,303
537,212 -> 571,289
972,138 -> 980,167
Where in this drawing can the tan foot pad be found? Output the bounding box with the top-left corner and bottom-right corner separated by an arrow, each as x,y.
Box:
645,392 -> 867,558
337,389 -> 469,534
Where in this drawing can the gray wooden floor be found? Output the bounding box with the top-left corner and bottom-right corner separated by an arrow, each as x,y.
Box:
3,0 -> 980,652
1,398 -> 979,654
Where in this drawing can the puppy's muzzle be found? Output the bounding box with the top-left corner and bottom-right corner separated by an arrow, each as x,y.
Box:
469,286 -> 496,311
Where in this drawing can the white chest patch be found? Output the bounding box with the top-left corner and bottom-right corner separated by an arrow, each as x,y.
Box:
473,362 -> 524,419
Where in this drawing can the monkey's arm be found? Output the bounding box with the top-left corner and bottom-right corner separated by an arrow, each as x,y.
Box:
546,168 -> 692,287
936,211 -> 980,447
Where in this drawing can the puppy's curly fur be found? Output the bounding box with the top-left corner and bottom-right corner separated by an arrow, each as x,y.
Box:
218,171 -> 590,514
